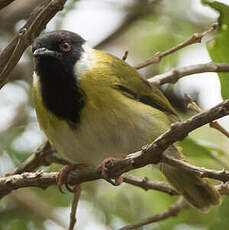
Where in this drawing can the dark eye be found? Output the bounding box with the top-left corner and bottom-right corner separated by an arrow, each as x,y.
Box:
59,42 -> 71,52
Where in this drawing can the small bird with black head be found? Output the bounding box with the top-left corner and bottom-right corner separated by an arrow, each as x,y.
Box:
32,30 -> 221,211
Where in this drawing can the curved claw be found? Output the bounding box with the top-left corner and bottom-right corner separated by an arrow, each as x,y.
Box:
56,166 -> 69,193
56,164 -> 89,193
65,183 -> 75,193
96,157 -> 123,186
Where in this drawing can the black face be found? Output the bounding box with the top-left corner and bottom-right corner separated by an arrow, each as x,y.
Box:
32,30 -> 85,74
32,30 -> 86,126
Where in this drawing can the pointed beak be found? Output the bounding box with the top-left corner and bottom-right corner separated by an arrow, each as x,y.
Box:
33,48 -> 61,59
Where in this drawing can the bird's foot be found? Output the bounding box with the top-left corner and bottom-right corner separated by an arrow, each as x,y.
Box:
56,163 -> 88,193
96,157 -> 123,186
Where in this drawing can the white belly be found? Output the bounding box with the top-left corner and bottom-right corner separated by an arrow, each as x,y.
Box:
49,97 -> 171,166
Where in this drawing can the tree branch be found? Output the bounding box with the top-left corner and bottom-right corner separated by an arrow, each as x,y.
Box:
1,100 -> 229,199
162,155 -> 229,182
118,198 -> 189,230
150,62 -> 229,86
2,166 -> 229,199
123,174 -> 178,195
0,0 -> 68,89
186,97 -> 229,138
118,181 -> 229,230
135,23 -> 218,69
124,175 -> 229,196
0,0 -> 16,10
12,141 -> 55,175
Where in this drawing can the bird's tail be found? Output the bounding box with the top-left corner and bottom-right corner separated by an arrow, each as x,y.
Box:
160,145 -> 221,211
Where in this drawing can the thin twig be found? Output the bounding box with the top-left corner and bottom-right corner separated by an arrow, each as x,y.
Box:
162,155 -> 229,182
186,96 -> 229,138
11,141 -> 55,175
119,181 -> 229,230
135,23 -> 218,69
149,62 -> 229,86
118,198 -> 189,230
0,0 -> 16,10
0,28 -> 27,81
210,121 -> 229,138
123,174 -> 178,195
124,175 -> 229,196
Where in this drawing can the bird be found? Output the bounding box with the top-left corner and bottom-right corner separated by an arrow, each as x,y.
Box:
32,30 -> 220,211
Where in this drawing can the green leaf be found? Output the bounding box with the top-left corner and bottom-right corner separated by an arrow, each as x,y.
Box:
202,0 -> 229,99
179,137 -> 229,168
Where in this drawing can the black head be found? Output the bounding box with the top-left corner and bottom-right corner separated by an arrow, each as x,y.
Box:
32,30 -> 86,126
32,30 -> 85,74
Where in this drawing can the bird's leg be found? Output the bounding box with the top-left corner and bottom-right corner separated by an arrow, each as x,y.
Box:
96,157 -> 123,186
69,184 -> 81,230
57,165 -> 87,230
56,163 -> 89,193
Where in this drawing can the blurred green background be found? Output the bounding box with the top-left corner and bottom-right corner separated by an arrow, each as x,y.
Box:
1,0 -> 229,229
